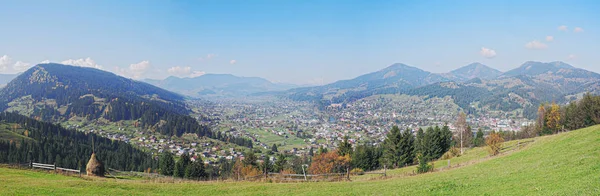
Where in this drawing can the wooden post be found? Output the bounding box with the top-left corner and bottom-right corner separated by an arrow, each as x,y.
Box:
29,160 -> 32,169
383,165 -> 387,177
346,167 -> 350,181
79,165 -> 82,177
54,162 -> 57,173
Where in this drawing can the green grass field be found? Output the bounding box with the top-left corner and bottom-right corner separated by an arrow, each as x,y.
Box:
2,125 -> 600,195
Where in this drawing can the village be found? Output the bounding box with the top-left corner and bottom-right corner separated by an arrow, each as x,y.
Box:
61,94 -> 533,164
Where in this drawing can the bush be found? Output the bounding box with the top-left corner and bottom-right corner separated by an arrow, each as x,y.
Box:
441,147 -> 461,160
416,154 -> 433,174
486,131 -> 504,156
350,168 -> 365,175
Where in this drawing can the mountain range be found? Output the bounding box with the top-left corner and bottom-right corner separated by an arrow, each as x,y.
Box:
0,63 -> 186,121
144,74 -> 299,97
284,61 -> 600,118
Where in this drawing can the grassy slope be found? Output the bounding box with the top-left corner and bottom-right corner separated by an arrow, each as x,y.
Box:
2,125 -> 600,195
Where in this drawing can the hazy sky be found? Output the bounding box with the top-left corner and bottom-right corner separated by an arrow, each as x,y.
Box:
0,0 -> 599,85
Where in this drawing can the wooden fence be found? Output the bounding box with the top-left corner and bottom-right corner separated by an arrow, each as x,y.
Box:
31,162 -> 82,177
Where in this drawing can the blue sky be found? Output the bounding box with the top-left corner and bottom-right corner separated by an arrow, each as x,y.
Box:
0,0 -> 599,85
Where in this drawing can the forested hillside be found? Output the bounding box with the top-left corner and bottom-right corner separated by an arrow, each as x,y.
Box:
0,112 -> 156,171
0,63 -> 253,148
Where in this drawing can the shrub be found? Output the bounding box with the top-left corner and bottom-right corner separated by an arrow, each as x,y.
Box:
350,168 -> 365,175
486,131 -> 504,156
441,147 -> 461,160
416,154 -> 433,174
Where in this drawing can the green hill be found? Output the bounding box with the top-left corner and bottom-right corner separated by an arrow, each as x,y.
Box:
2,125 -> 600,195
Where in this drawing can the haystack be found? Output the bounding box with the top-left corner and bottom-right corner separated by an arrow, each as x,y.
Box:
86,153 -> 105,177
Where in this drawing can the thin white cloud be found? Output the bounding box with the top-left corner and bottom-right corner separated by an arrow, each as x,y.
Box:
115,60 -> 151,79
167,66 -> 191,76
546,36 -> 554,42
166,66 -> 206,78
13,61 -> 31,71
0,55 -> 12,71
40,60 -> 51,64
229,60 -> 237,65
61,57 -> 103,69
199,53 -> 218,61
190,71 -> 206,77
479,47 -> 497,59
574,27 -> 584,33
568,54 -> 576,60
525,40 -> 548,50
558,25 -> 568,31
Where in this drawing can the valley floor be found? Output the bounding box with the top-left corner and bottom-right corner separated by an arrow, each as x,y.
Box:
2,125 -> 600,195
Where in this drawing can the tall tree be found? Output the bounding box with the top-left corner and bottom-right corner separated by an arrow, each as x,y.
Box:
473,128 -> 484,147
547,102 -> 561,134
273,154 -> 286,172
242,150 -> 257,167
382,126 -> 401,168
536,104 -> 547,135
159,151 -> 175,176
398,128 -> 415,167
337,136 -> 352,156
455,112 -> 467,154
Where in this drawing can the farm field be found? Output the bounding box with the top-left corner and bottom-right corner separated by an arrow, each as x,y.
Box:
1,125 -> 600,195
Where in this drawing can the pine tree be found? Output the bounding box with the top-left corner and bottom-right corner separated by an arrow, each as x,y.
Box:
159,151 -> 175,176
382,126 -> 401,168
398,128 -> 415,167
337,136 -> 352,156
273,154 -> 286,172
473,128 -> 484,147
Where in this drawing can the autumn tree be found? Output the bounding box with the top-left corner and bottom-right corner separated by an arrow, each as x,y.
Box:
309,151 -> 350,174
486,131 -> 504,156
546,102 -> 561,134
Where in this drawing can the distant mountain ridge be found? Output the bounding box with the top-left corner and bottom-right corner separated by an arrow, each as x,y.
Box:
284,61 -> 600,118
144,73 -> 298,97
442,62 -> 502,82
0,63 -> 186,121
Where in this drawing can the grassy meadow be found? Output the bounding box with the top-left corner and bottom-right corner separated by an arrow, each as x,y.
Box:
2,125 -> 600,195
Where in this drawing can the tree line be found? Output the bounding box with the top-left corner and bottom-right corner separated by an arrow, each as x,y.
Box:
0,112 -> 157,172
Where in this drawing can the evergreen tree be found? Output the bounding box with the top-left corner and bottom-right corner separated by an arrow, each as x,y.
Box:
273,154 -> 286,172
398,128 -> 415,167
242,150 -> 257,167
382,126 -> 401,168
184,157 -> 205,180
337,136 -> 352,156
473,128 -> 484,147
415,128 -> 425,155
271,144 -> 278,153
159,151 -> 175,176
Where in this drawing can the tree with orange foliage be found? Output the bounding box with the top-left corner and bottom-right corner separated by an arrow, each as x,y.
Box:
308,151 -> 351,174
546,102 -> 561,134
486,131 -> 504,156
